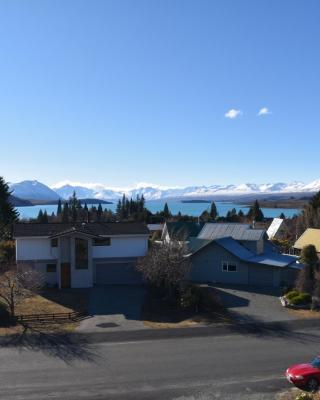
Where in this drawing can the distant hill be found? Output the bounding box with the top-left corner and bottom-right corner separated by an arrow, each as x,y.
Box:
9,195 -> 33,207
9,180 -> 60,202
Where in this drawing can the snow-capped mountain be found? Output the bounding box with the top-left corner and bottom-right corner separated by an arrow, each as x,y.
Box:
9,179 -> 320,202
9,180 -> 60,201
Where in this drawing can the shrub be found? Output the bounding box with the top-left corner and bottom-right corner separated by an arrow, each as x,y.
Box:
286,290 -> 300,301
290,293 -> 312,305
295,392 -> 313,400
180,285 -> 202,310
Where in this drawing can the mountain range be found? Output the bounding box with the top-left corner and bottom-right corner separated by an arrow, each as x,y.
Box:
7,179 -> 320,203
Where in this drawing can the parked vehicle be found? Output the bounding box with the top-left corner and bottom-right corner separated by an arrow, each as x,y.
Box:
286,356 -> 320,392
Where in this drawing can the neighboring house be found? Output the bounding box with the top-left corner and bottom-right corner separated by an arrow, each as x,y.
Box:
294,228 -> 320,256
161,221 -> 204,243
267,218 -> 288,240
187,223 -> 300,287
14,222 -> 150,289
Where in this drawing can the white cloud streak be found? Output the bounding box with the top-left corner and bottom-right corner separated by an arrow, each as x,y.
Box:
258,107 -> 271,116
225,109 -> 242,119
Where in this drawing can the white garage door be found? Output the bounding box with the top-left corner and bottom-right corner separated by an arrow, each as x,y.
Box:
248,265 -> 274,287
95,262 -> 142,285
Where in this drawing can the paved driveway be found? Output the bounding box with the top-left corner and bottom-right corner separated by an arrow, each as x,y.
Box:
213,284 -> 295,323
77,285 -> 146,332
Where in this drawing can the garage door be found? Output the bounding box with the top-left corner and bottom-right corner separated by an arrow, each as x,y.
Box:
95,262 -> 142,285
248,265 -> 274,287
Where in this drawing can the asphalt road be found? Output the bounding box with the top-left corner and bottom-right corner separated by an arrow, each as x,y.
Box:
1,327 -> 320,400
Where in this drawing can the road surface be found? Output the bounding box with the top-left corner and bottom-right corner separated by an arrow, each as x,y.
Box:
1,327 -> 319,400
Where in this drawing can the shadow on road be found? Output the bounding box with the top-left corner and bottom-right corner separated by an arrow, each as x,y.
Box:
227,313 -> 320,344
1,324 -> 100,364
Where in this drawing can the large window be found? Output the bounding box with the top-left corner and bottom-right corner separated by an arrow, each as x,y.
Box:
222,261 -> 237,272
93,238 -> 111,246
75,238 -> 88,269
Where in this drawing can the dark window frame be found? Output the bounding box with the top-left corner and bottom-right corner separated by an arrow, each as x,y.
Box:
51,238 -> 58,247
93,237 -> 111,246
222,261 -> 237,272
46,263 -> 56,273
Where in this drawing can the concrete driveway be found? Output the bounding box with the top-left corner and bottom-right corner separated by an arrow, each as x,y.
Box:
77,285 -> 146,332
213,284 -> 295,323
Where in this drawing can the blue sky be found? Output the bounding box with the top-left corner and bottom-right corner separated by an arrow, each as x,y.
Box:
1,0 -> 319,187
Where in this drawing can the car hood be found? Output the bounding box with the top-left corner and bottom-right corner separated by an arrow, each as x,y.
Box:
288,363 -> 319,376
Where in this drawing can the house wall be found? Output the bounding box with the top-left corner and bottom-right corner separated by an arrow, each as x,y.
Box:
240,238 -> 264,255
16,238 -> 58,261
189,243 -> 249,285
34,262 -> 58,286
92,236 -> 148,259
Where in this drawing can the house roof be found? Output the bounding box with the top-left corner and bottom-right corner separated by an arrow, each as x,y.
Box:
163,221 -> 204,241
267,218 -> 284,239
188,235 -> 299,268
294,228 -> 320,252
13,222 -> 150,238
198,223 -> 265,242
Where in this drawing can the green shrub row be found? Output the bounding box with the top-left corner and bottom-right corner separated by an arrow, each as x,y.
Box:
290,293 -> 312,305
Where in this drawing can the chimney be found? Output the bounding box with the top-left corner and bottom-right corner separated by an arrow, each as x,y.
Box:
252,220 -> 255,229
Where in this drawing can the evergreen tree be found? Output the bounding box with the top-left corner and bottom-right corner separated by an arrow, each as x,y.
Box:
296,245 -> 318,294
42,210 -> 48,223
97,203 -> 103,221
62,203 -> 69,223
247,200 -> 264,222
57,199 -> 62,216
0,176 -> 19,239
163,203 -> 171,219
209,201 -> 218,220
279,212 -> 286,219
37,209 -> 44,222
69,191 -> 78,222
116,199 -> 122,218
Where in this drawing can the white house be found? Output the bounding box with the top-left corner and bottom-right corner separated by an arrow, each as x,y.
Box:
14,222 -> 150,288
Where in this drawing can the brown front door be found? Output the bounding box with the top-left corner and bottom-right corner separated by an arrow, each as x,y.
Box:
61,263 -> 71,288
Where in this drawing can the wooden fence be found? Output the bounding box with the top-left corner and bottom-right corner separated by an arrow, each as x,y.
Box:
14,310 -> 88,324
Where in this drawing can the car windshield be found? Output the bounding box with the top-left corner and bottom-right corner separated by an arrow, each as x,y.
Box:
311,357 -> 320,368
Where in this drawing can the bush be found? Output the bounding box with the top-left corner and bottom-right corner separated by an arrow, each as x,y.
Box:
286,290 -> 300,301
290,293 -> 312,305
295,392 -> 313,400
180,285 -> 202,310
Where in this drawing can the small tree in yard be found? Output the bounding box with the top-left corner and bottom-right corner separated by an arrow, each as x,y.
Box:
137,240 -> 190,298
0,265 -> 45,318
296,245 -> 318,294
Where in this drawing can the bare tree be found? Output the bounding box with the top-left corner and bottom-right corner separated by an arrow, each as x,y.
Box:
0,264 -> 45,318
136,240 -> 190,296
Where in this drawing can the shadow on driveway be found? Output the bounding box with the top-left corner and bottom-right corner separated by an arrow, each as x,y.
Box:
77,285 -> 146,332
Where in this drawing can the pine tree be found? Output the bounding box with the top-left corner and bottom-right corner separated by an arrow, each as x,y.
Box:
163,203 -> 171,219
279,212 -> 286,219
42,210 -> 48,223
97,203 -> 103,221
247,200 -> 264,222
209,202 -> 218,220
37,209 -> 44,222
62,203 -> 69,223
0,176 -> 19,239
69,191 -> 78,222
57,199 -> 62,216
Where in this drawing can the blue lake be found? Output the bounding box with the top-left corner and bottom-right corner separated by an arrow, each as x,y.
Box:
16,200 -> 300,220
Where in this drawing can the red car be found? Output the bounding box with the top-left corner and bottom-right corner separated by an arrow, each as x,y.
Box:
286,357 -> 320,392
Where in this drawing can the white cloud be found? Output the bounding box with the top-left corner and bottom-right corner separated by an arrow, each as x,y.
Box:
225,109 -> 242,119
258,107 -> 271,116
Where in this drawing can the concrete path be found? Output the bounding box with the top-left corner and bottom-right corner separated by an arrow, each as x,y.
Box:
77,285 -> 146,333
214,284 -> 296,323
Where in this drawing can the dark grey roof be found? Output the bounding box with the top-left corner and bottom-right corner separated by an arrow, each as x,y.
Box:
198,223 -> 265,241
215,237 -> 254,260
163,221 -> 204,241
189,235 -> 299,269
13,222 -> 150,238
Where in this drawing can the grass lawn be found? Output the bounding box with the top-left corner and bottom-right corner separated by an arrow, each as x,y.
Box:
0,288 -> 90,336
142,287 -> 232,329
277,388 -> 320,399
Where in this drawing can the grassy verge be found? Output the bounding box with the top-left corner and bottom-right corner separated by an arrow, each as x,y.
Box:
0,288 -> 90,336
142,287 -> 232,329
277,388 -> 320,399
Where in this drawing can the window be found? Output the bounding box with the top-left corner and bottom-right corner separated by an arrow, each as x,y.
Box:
75,238 -> 88,269
222,261 -> 237,272
46,264 -> 56,273
51,238 -> 58,247
93,238 -> 111,246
